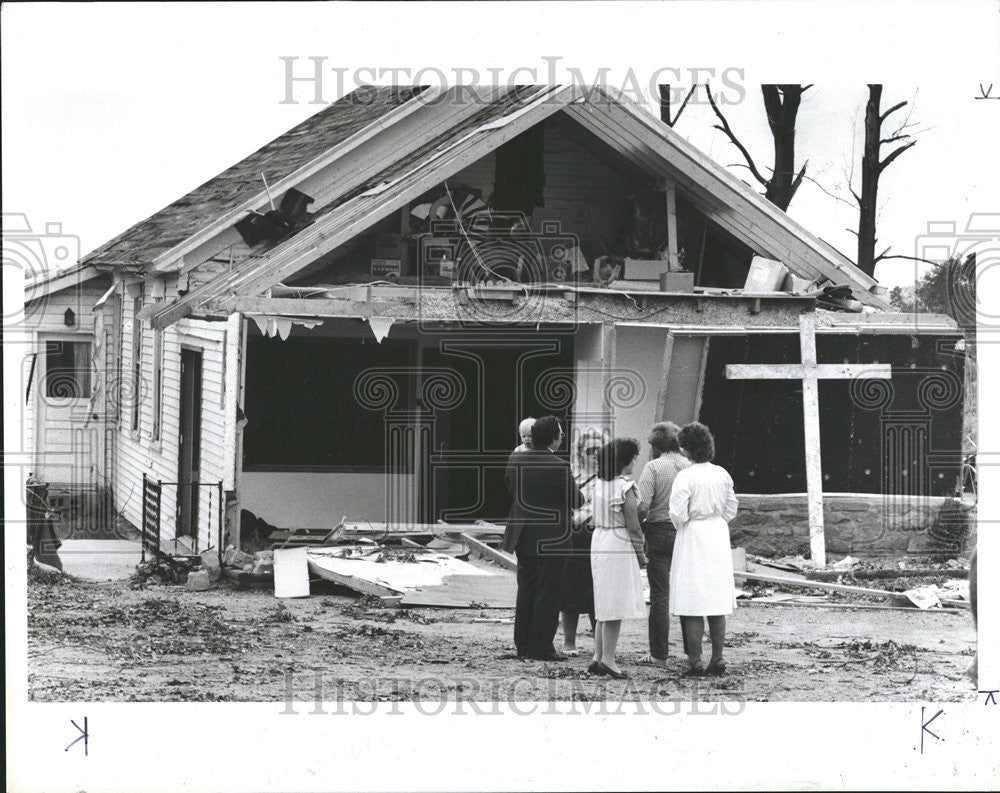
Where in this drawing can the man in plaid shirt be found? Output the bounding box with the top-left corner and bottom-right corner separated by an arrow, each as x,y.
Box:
636,422 -> 691,664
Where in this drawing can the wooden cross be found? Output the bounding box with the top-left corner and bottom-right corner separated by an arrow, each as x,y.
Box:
725,312 -> 892,566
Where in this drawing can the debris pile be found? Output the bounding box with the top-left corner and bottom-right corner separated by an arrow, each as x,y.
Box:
736,550 -> 972,610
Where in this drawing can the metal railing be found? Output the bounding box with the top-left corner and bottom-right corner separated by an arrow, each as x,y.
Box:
141,474 -> 224,561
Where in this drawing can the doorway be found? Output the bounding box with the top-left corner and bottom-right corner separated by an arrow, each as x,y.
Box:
423,331 -> 575,523
177,347 -> 203,538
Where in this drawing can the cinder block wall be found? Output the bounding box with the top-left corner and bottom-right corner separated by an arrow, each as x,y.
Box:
730,493 -> 977,558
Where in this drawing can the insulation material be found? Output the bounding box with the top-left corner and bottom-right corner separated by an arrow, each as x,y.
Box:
249,314 -> 323,340
366,316 -> 394,343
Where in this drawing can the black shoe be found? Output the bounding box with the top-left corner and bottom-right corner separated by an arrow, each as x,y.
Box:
597,662 -> 629,680
534,651 -> 569,662
587,661 -> 604,675
704,661 -> 727,676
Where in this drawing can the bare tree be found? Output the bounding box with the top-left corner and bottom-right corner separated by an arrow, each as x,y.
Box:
851,85 -> 918,276
658,84 -> 698,128
706,84 -> 812,212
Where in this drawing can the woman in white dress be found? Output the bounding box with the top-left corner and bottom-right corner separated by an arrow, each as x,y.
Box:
589,438 -> 647,679
669,422 -> 738,676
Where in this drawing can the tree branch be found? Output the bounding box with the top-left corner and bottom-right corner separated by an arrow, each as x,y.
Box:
706,82 -> 769,187
875,254 -> 943,266
879,100 -> 908,123
879,139 -> 917,173
788,159 -> 809,202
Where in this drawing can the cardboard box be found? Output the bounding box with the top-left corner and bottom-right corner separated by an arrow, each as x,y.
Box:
624,258 -> 669,281
744,256 -> 789,292
371,258 -> 402,278
658,271 -> 695,292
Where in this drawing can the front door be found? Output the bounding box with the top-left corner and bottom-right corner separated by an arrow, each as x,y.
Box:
34,334 -> 101,487
177,348 -> 203,538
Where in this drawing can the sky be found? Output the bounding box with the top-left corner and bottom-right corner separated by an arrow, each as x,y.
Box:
2,1 -> 998,292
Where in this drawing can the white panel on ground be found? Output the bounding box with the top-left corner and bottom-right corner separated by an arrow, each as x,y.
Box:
273,547 -> 310,598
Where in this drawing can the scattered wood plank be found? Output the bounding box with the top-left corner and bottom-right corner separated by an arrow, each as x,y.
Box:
340,521 -> 505,539
735,570 -> 969,609
806,567 -> 970,582
460,533 -> 516,571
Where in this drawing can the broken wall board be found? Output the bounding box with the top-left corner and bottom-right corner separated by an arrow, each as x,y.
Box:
306,546 -> 495,596
398,571 -> 518,608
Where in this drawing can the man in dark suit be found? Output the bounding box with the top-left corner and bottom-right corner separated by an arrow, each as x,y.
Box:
503,416 -> 584,661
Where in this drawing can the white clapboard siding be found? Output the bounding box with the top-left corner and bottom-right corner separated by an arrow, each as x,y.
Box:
23,281 -> 111,487
115,289 -> 234,551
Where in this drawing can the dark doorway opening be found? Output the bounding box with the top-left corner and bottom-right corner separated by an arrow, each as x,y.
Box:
177,348 -> 203,538
423,330 -> 575,523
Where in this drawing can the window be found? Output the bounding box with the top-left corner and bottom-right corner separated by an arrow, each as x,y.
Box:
152,329 -> 164,441
45,341 -> 91,398
243,335 -> 415,470
131,289 -> 144,432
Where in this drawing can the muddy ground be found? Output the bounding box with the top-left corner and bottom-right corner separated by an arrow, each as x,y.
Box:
27,572 -> 978,703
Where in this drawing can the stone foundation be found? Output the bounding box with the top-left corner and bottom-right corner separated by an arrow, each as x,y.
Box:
730,493 -> 977,558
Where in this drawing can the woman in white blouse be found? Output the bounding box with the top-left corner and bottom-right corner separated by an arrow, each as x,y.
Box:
668,422 -> 739,676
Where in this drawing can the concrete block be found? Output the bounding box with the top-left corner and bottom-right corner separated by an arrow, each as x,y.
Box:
199,550 -> 221,582
186,569 -> 212,591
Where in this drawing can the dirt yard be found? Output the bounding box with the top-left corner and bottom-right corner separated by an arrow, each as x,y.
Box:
27,572 -> 978,703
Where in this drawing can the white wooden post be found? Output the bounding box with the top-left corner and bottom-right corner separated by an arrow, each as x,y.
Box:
798,312 -> 826,564
665,181 -> 679,271
725,311 -> 892,566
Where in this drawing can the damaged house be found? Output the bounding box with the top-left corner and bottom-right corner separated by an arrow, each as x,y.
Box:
23,85 -> 971,564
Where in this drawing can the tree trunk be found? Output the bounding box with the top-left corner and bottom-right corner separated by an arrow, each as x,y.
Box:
857,85 -> 883,277
762,85 -> 805,212
658,84 -> 671,124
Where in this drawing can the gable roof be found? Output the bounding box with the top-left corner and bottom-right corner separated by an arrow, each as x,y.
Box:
81,84 -> 890,327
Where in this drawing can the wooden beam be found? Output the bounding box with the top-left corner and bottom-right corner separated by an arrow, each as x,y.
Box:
726,363 -> 893,380
655,330 -> 675,422
459,533 -> 517,571
693,336 -> 710,421
665,181 -> 679,270
218,297 -> 406,318
799,312 -> 826,566
734,570 -> 969,609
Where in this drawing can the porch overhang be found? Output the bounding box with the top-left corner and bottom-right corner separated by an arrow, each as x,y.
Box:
202,283 -> 819,329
